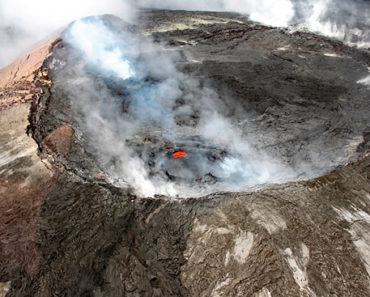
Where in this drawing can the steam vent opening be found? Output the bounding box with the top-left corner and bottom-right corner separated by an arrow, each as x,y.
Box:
30,12 -> 370,199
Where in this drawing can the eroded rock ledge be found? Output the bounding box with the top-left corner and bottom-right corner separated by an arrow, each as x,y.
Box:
1,10 -> 370,297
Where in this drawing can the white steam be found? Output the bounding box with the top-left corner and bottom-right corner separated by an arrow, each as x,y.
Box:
60,18 -> 294,197
0,0 -> 134,68
291,0 -> 370,48
357,68 -> 370,86
67,21 -> 134,80
138,0 -> 370,48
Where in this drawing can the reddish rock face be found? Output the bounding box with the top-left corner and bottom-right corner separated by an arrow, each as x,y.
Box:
43,126 -> 74,156
0,42 -> 52,111
0,41 -> 56,279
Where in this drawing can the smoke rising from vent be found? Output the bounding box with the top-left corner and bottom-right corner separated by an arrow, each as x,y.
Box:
136,0 -> 370,47
290,0 -> 370,48
58,17 -> 294,197
1,0 -> 370,68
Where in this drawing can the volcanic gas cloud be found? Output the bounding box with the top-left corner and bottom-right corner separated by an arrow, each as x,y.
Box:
56,16 -> 294,197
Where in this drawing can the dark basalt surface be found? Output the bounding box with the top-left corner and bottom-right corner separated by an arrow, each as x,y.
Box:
2,10 -> 370,297
145,11 -> 370,176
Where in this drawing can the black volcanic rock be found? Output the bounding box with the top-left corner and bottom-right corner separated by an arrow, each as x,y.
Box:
1,10 -> 370,297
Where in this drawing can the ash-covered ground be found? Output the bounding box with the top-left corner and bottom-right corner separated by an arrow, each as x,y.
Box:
1,10 -> 370,297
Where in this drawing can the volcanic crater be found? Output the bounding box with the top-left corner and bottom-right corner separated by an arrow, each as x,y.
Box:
28,12 -> 370,197
1,10 -> 370,297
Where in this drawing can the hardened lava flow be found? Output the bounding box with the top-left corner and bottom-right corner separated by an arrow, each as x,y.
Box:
1,10 -> 370,297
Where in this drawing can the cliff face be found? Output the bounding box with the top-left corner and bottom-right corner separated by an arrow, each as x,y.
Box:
1,11 -> 370,297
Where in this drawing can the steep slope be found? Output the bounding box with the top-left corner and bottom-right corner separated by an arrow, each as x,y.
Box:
0,41 -> 55,288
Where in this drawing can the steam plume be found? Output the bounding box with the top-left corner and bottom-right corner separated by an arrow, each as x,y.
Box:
58,17 -> 294,197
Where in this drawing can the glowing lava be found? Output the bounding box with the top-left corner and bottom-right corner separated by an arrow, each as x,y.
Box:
172,150 -> 188,158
